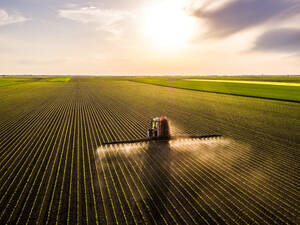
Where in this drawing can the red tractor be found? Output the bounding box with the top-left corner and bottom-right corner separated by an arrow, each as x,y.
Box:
148,116 -> 171,140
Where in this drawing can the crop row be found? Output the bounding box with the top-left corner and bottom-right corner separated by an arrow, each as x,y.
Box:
0,78 -> 299,224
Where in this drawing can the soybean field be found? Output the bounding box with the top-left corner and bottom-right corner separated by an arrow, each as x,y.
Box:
0,77 -> 299,224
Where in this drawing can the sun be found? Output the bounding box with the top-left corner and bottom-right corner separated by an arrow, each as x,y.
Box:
141,0 -> 196,49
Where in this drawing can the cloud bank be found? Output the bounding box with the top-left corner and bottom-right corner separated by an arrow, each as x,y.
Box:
254,28 -> 300,53
0,9 -> 29,26
194,0 -> 300,38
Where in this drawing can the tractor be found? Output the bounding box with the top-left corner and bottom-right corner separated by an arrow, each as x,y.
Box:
101,116 -> 221,145
148,116 -> 170,140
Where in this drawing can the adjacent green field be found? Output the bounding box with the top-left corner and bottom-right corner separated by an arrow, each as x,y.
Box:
186,79 -> 300,86
0,76 -> 71,88
0,77 -> 299,225
45,77 -> 71,82
132,76 -> 300,102
0,80 -> 17,87
184,75 -> 300,82
0,77 -> 38,87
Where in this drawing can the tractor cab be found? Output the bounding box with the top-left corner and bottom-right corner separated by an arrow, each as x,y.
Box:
148,116 -> 170,140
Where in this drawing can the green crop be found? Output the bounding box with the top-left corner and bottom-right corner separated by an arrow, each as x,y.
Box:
131,77 -> 300,102
0,77 -> 299,224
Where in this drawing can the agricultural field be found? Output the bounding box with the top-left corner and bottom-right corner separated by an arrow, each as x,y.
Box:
0,77 -> 299,224
0,77 -> 40,87
132,76 -> 300,102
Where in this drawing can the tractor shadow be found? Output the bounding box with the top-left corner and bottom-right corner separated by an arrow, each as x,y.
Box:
141,140 -> 172,224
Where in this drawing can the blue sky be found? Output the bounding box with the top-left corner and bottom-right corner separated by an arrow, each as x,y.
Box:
0,0 -> 300,75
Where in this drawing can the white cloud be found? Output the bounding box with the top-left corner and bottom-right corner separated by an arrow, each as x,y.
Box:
0,9 -> 29,26
58,6 -> 131,38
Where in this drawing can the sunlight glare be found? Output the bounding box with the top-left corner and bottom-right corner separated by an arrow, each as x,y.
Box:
141,0 -> 196,49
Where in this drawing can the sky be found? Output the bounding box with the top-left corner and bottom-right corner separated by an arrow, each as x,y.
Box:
0,0 -> 300,75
